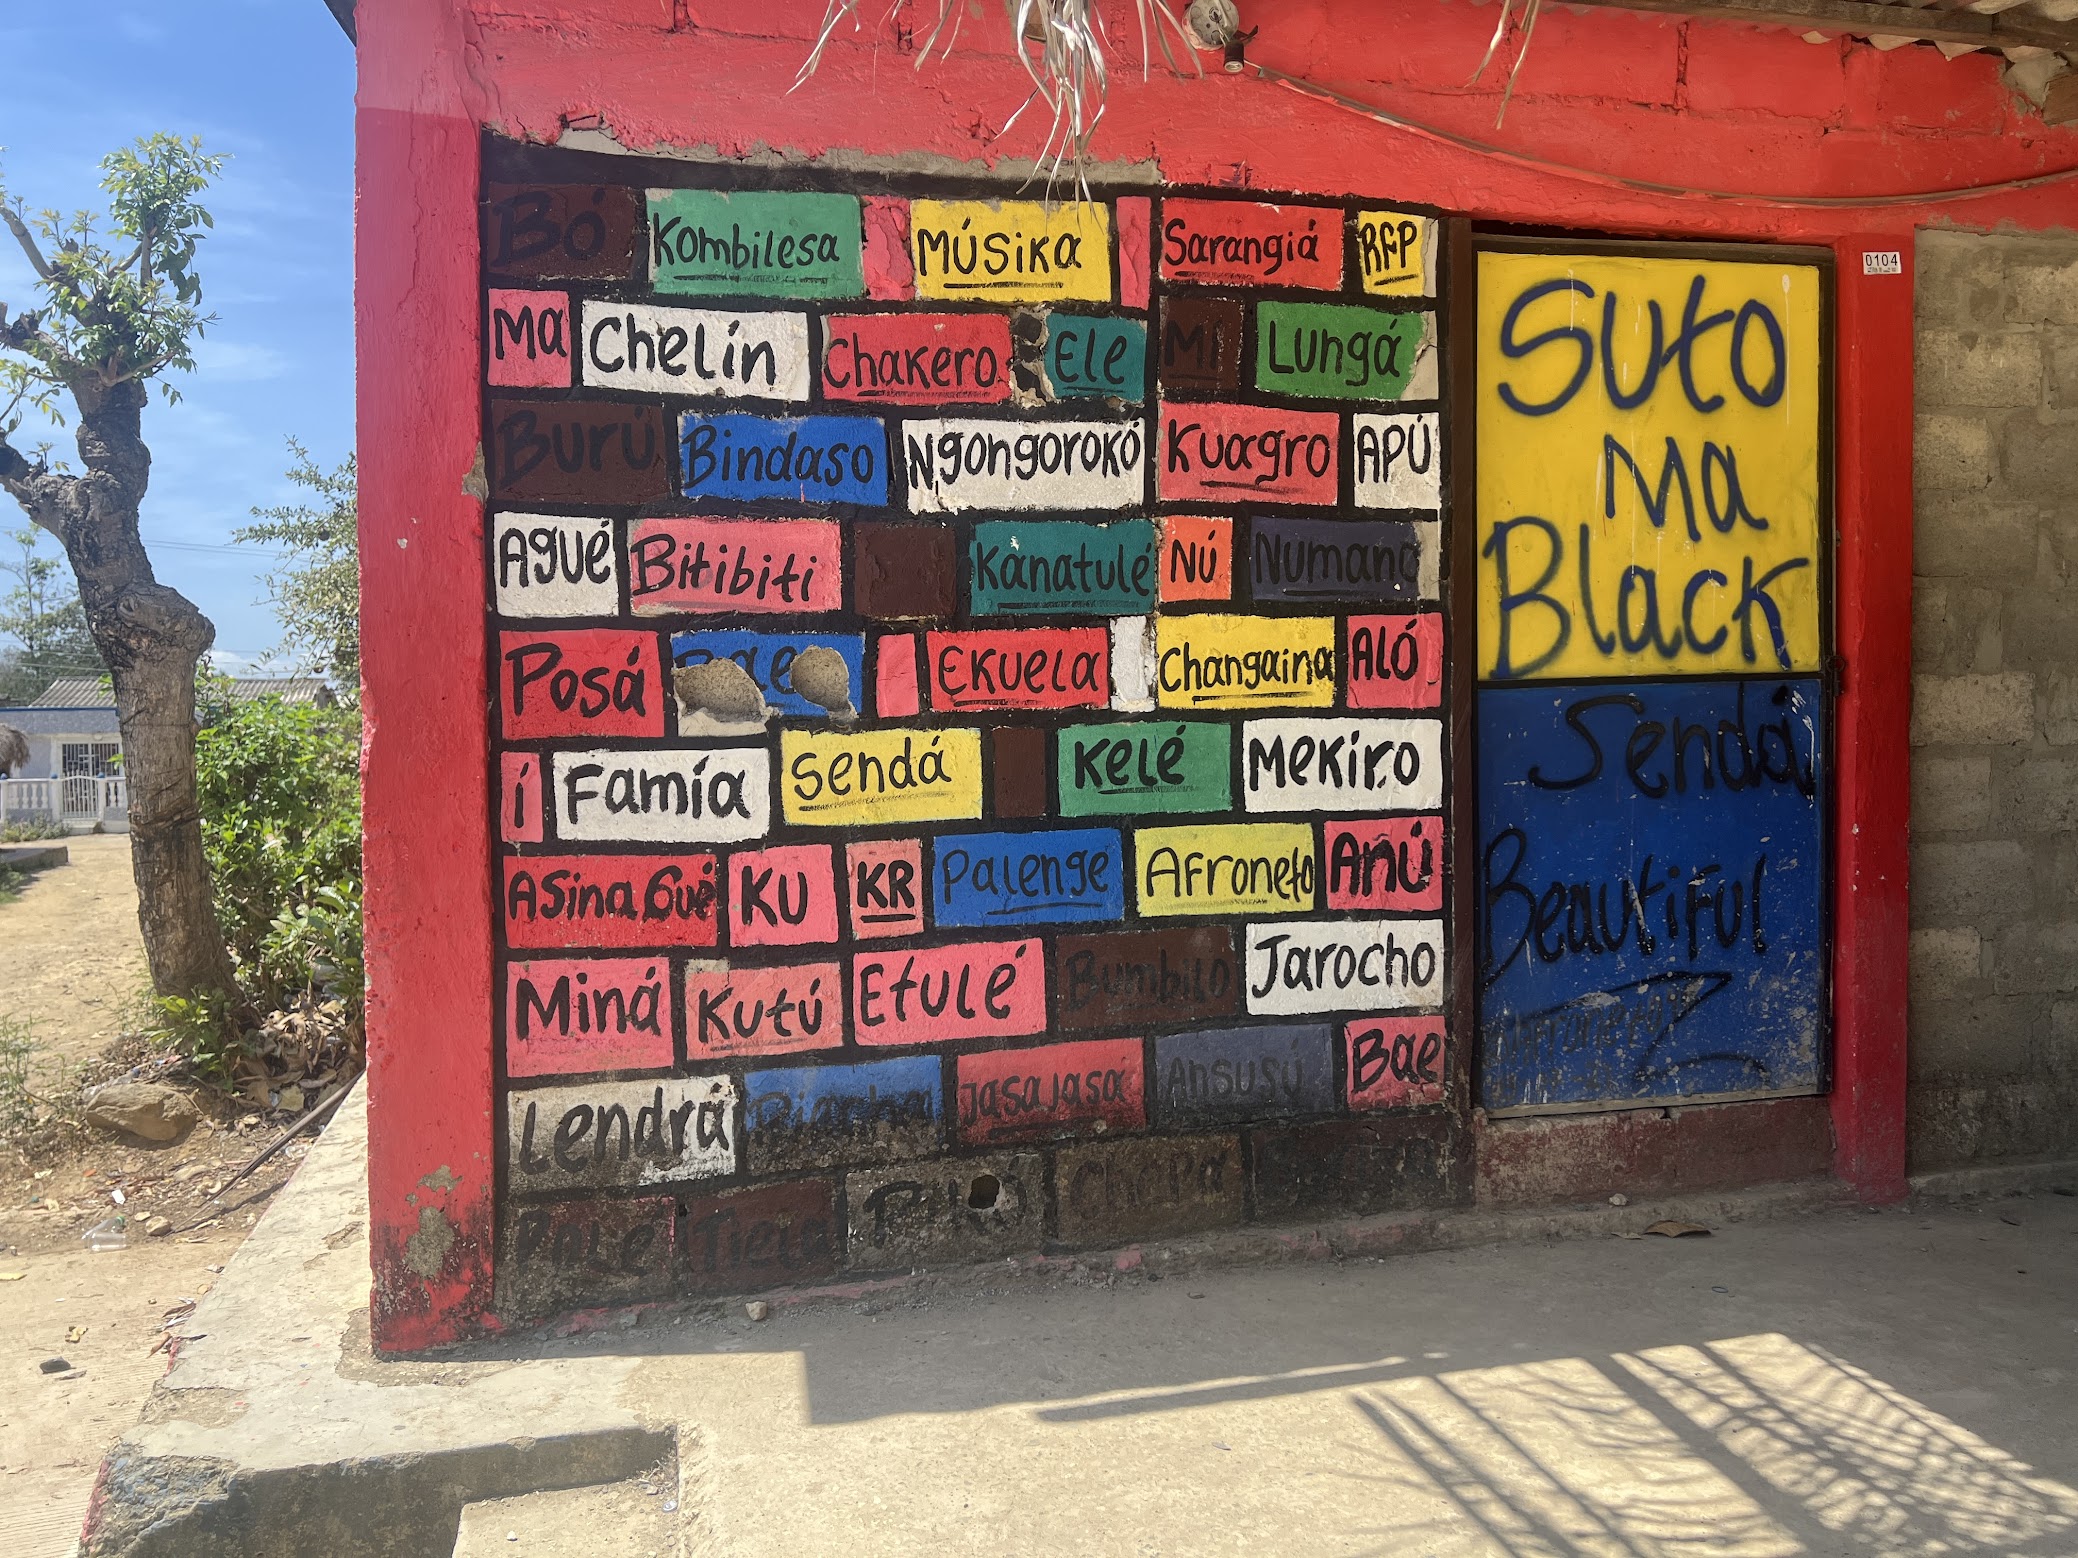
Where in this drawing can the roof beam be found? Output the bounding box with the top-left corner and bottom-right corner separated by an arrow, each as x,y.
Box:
1558,0 -> 2078,52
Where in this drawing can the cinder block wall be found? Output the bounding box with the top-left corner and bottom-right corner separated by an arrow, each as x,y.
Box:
1911,230 -> 2078,1171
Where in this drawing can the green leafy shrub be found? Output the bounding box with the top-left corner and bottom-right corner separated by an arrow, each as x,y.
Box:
193,689 -> 362,1016
1,816 -> 71,842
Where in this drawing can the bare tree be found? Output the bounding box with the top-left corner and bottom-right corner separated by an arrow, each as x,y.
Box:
0,135 -> 240,1001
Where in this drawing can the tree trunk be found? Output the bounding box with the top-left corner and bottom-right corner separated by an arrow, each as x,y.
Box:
3,379 -> 242,1001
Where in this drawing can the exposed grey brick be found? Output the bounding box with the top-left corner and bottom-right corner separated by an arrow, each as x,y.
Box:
2001,410 -> 2078,503
1909,927 -> 1983,995
1912,839 -> 2030,925
1915,232 -> 2009,330
2003,591 -> 2078,675
2047,329 -> 2078,410
2010,257 -> 2078,326
1913,496 -> 2037,581
1990,921 -> 2078,995
1910,673 -> 2035,746
1912,755 -> 1993,834
1911,582 -> 2002,675
1917,329 -> 2042,407
1914,412 -> 1993,493
2045,670 -> 2078,747
1998,755 -> 2078,832
1908,993 -> 2055,1080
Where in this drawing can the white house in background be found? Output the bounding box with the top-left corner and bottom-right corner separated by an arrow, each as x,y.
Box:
0,676 -> 335,832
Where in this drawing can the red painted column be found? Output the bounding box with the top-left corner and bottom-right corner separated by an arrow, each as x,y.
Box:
1827,234 -> 1915,1201
357,0 -> 500,1348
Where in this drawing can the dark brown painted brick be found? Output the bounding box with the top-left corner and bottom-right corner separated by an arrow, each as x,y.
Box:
483,183 -> 641,281
1053,925 -> 1240,1031
679,1178 -> 840,1295
1155,296 -> 1245,393
990,726 -> 1051,818
487,398 -> 670,504
854,522 -> 958,621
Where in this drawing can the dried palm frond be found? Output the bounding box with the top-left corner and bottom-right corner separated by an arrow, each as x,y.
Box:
794,0 -> 1202,194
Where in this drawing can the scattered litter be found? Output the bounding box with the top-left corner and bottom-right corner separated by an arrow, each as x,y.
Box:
745,1300 -> 771,1322
38,1357 -> 69,1374
65,1325 -> 86,1344
1644,1220 -> 1711,1238
0,1273 -> 22,1282
2000,1214 -> 2021,1227
109,1188 -> 126,1206
1608,1193 -> 1629,1207
1711,1285 -> 1729,1295
82,1217 -> 127,1252
662,1499 -> 678,1513
506,1532 -> 517,1543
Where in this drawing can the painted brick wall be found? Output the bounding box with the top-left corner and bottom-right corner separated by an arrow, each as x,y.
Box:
1910,230 -> 2078,1171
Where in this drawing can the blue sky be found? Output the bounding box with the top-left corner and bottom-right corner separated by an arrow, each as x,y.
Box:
0,0 -> 355,675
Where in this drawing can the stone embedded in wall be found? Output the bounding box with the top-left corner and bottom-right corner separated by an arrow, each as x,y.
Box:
1052,1132 -> 1245,1242
844,1150 -> 1046,1268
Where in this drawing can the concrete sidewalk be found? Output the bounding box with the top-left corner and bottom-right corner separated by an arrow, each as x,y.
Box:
85,1089 -> 2078,1556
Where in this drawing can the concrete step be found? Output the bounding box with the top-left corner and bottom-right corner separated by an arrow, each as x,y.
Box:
452,1477 -> 679,1558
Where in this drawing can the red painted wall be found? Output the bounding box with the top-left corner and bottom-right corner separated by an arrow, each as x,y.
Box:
355,0 -> 2078,1349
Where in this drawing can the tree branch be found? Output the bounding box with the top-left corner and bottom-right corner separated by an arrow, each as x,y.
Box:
0,207 -> 53,281
0,424 -> 81,541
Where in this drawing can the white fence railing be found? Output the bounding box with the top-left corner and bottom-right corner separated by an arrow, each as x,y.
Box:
1,775 -> 127,828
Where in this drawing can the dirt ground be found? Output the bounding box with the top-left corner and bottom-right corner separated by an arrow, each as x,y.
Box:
0,837 -> 152,1086
0,843 -> 296,1557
